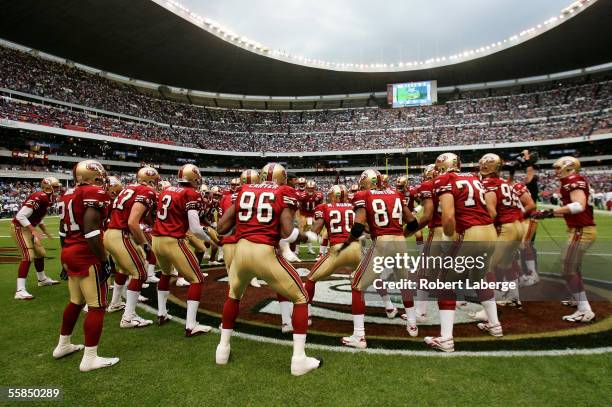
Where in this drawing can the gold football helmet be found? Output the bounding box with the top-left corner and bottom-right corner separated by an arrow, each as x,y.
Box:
395,176 -> 407,192
73,160 -> 107,187
435,153 -> 461,174
137,167 -> 161,188
210,186 -> 222,200
297,177 -> 307,190
177,164 -> 202,188
200,184 -> 209,194
423,164 -> 438,180
240,169 -> 260,185
350,184 -> 359,194
107,176 -> 124,198
160,180 -> 172,190
230,177 -> 241,191
479,153 -> 502,176
359,169 -> 382,190
381,174 -> 389,188
553,156 -> 580,178
306,180 -> 316,195
41,177 -> 61,194
261,163 -> 287,185
328,185 -> 347,203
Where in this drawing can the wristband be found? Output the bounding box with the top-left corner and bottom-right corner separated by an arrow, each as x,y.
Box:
283,228 -> 300,244
350,223 -> 365,239
84,229 -> 101,239
405,218 -> 419,233
567,201 -> 583,214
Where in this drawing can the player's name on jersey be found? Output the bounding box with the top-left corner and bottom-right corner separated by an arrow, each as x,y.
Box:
373,278 -> 517,292
248,183 -> 280,190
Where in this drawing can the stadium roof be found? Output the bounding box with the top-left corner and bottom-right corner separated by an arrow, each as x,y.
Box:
0,0 -> 610,96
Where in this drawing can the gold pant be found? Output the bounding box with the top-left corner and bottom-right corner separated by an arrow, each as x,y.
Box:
489,221 -> 523,271
352,234 -> 410,291
68,263 -> 108,308
11,223 -> 45,261
103,228 -> 147,280
227,239 -> 308,303
450,224 -> 497,281
307,242 -> 360,282
186,231 -> 207,253
223,243 -> 236,270
152,236 -> 204,283
561,226 -> 596,276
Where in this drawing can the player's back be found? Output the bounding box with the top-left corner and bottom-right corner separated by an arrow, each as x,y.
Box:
153,186 -> 202,238
353,188 -> 405,238
317,202 -> 355,245
12,191 -> 50,227
62,185 -> 110,248
482,177 -> 522,224
235,183 -> 298,246
108,184 -> 156,230
560,174 -> 595,227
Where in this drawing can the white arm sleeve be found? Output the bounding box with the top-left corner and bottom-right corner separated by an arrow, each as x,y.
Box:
188,210 -> 210,242
15,206 -> 33,227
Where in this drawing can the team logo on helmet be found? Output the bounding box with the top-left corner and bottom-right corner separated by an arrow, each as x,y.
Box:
261,163 -> 287,185
435,153 -> 461,174
240,169 -> 261,185
107,176 -> 124,198
328,185 -> 347,203
423,164 -> 438,180
359,169 -> 382,190
41,177 -> 61,194
73,160 -> 107,187
478,153 -> 502,176
137,167 -> 161,189
553,156 -> 580,179
178,164 -> 202,188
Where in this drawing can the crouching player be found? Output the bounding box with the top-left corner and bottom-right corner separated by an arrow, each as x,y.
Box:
215,163 -> 321,376
53,160 -> 119,372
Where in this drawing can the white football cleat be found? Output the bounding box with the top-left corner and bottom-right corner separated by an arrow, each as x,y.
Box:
519,273 -> 540,287
456,301 -> 468,309
416,313 -> 429,324
215,343 -> 231,365
208,261 -> 222,266
176,278 -> 190,287
120,315 -> 153,328
107,302 -> 125,313
250,277 -> 261,288
424,336 -> 455,352
282,248 -> 301,263
185,324 -> 212,337
385,308 -> 398,319
468,309 -> 488,322
138,295 -> 148,302
146,275 -> 160,284
14,289 -> 34,300
407,323 -> 419,337
38,277 -> 60,286
341,335 -> 367,349
281,323 -> 294,334
79,346 -> 119,372
53,343 -> 84,359
561,299 -> 578,307
291,355 -> 321,376
307,247 -> 316,255
477,322 -> 504,337
157,314 -> 173,326
497,298 -> 522,308
562,310 -> 595,323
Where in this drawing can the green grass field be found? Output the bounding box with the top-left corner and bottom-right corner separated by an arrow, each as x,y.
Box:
1,215 -> 611,406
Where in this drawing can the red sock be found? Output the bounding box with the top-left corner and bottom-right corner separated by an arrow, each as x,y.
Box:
304,279 -> 315,304
187,282 -> 202,301
292,303 -> 308,334
352,289 -> 365,315
114,273 -> 128,285
18,260 -> 30,278
127,278 -> 143,291
376,287 -> 389,297
322,238 -> 328,247
400,289 -> 414,308
60,302 -> 84,335
222,298 -> 240,329
494,266 -> 504,283
437,289 -> 456,310
505,264 -> 519,281
83,307 -> 105,347
146,250 -> 157,265
158,274 -> 171,291
564,273 -> 584,293
416,235 -> 424,245
34,258 -> 44,273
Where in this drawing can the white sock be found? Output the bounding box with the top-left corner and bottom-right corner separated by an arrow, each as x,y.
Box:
124,289 -> 139,317
574,291 -> 592,312
320,245 -> 328,255
186,300 -> 199,330
415,290 -> 429,315
404,305 -> 416,324
147,264 -> 156,277
82,346 -> 98,359
380,294 -> 394,310
439,310 -> 455,339
279,301 -> 292,325
308,303 -> 312,318
220,328 -> 233,346
17,278 -> 26,291
508,279 -> 519,299
481,299 -> 500,325
292,333 -> 306,358
307,243 -> 313,251
58,334 -> 71,346
36,271 -> 47,281
111,283 -> 124,305
526,260 -> 536,275
157,290 -> 169,316
353,314 -> 365,338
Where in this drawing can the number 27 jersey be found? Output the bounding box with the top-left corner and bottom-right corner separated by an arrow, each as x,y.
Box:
234,183 -> 299,246
353,189 -> 406,239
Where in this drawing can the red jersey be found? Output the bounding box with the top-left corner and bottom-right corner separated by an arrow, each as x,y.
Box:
353,188 -> 406,239
108,184 -> 157,230
12,191 -> 51,227
481,177 -> 522,225
152,186 -> 203,239
200,199 -> 218,226
298,191 -> 324,217
314,202 -> 355,246
406,186 -> 419,212
434,172 -> 492,233
559,174 -> 595,228
234,183 -> 299,246
218,192 -> 238,245
417,179 -> 440,229
512,182 -> 531,219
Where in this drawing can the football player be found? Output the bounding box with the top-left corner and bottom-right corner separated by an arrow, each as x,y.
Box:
298,180 -> 324,255
12,176 -> 61,299
425,153 -> 498,352
532,156 -> 596,322
215,163 -> 321,376
53,160 -> 119,372
339,169 -> 420,349
104,167 -> 160,328
152,164 -> 212,336
511,181 -> 539,286
348,184 -> 359,201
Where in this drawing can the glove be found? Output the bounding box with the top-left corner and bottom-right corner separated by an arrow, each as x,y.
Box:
530,209 -> 554,220
60,267 -> 68,281
98,261 -> 112,285
142,243 -> 152,254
